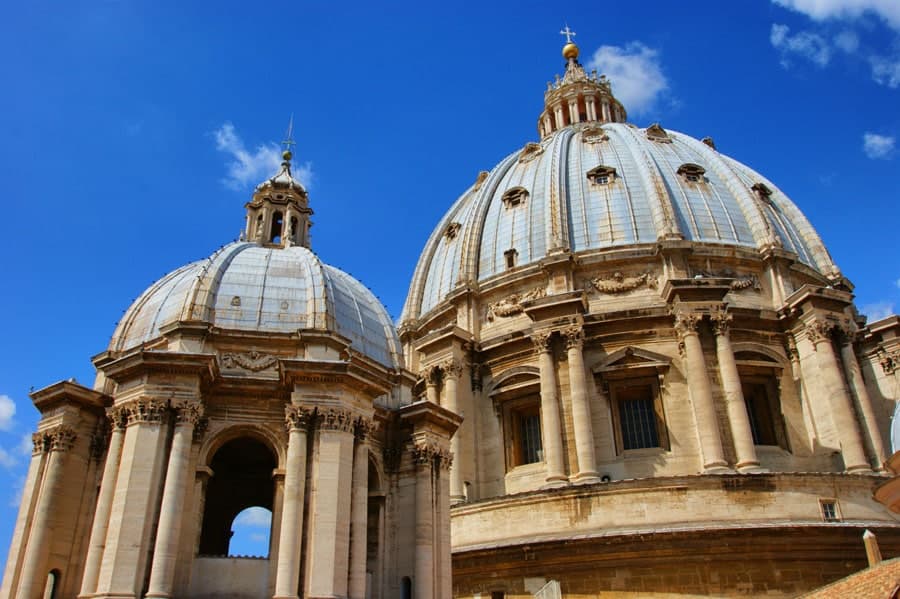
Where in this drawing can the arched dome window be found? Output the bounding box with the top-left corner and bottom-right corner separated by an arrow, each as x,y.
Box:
676,163 -> 707,183
501,187 -> 529,209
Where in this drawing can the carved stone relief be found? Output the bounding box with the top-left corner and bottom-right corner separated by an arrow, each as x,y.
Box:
588,271 -> 657,294
486,286 -> 546,321
220,350 -> 278,372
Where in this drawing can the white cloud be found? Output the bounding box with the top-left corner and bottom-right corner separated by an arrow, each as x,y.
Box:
773,0 -> 900,31
250,532 -> 266,543
9,476 -> 24,508
0,395 -> 16,431
0,447 -> 16,469
834,29 -> 860,53
896,277 -> 900,289
213,123 -> 313,190
870,55 -> 900,87
587,42 -> 669,115
771,23 -> 832,67
861,301 -> 896,321
234,506 -> 271,528
18,433 -> 32,456
862,132 -> 895,158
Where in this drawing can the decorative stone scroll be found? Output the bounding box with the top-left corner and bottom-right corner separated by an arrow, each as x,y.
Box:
710,308 -> 732,337
284,405 -> 315,432
589,271 -> 657,294
440,358 -> 463,379
220,350 -> 278,372
878,347 -> 899,375
531,330 -> 553,353
486,286 -> 546,321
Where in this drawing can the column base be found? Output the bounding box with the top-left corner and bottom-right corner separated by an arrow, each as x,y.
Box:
570,471 -> 600,484
450,494 -> 467,506
703,464 -> 733,474
736,461 -> 767,473
542,475 -> 569,489
846,464 -> 874,474
272,595 -> 300,599
145,593 -> 171,599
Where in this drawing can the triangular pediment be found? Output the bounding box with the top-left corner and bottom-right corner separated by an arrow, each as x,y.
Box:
592,346 -> 671,373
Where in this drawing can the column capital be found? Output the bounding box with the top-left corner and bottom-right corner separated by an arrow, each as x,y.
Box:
710,308 -> 733,337
879,346 -> 899,375
318,407 -> 355,433
673,312 -> 702,338
804,318 -> 836,348
561,324 -> 584,349
531,330 -> 554,353
284,405 -> 315,432
439,358 -> 463,379
784,334 -> 799,361
48,425 -> 77,452
411,441 -> 451,470
107,405 -> 129,430
173,402 -> 205,427
420,364 -> 441,387
120,399 -> 168,425
353,416 -> 376,441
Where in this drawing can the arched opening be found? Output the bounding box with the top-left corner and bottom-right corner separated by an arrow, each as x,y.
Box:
269,210 -> 284,243
400,576 -> 412,599
366,459 -> 384,595
229,506 -> 272,557
43,569 -> 60,599
199,437 -> 277,557
290,216 -> 299,243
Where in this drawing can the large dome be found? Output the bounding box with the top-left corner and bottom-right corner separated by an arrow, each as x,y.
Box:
111,242 -> 401,368
402,122 -> 836,322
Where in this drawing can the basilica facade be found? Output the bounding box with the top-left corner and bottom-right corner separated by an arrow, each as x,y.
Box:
2,35 -> 900,599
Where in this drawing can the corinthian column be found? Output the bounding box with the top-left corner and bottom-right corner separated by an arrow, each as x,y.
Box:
806,319 -> 870,472
440,359 -> 465,504
16,426 -> 77,599
79,409 -> 128,597
273,405 -> 313,599
562,325 -> 599,481
675,313 -> 728,472
413,443 -> 436,599
532,332 -> 567,486
146,404 -> 202,599
423,366 -> 439,405
711,311 -> 761,472
839,329 -> 887,470
348,419 -> 372,599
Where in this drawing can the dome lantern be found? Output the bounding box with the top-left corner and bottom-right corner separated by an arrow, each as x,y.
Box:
243,116 -> 314,248
538,26 -> 627,138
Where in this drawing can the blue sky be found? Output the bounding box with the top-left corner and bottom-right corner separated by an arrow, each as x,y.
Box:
0,0 -> 898,564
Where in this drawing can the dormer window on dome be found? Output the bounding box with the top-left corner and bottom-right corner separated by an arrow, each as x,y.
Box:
518,143 -> 544,163
538,28 -> 627,139
587,165 -> 617,185
752,183 -> 775,205
676,163 -> 706,183
646,123 -> 672,143
502,187 -> 529,209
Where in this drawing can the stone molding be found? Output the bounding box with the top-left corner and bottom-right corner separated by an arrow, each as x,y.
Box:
33,425 -> 77,455
562,325 -> 584,350
879,347 -> 899,375
486,286 -> 546,321
284,405 -> 316,432
589,271 -> 657,294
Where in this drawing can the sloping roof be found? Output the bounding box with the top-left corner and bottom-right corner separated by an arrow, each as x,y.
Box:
798,558 -> 900,598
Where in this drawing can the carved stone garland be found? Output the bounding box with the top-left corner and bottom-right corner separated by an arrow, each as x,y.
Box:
487,287 -> 546,321
589,271 -> 657,294
220,350 -> 278,372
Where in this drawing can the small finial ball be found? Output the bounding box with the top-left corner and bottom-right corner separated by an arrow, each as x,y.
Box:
562,42 -> 579,59
282,150 -> 293,161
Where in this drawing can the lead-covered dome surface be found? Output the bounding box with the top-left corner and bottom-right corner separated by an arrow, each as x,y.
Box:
111,242 -> 401,368
402,123 -> 835,321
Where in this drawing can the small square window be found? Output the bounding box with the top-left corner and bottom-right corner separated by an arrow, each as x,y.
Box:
820,500 -> 840,522
685,173 -> 700,183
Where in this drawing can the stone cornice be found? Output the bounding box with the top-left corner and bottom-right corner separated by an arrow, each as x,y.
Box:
96,350 -> 219,385
781,284 -> 853,316
279,357 -> 393,397
30,380 -> 110,415
397,400 -> 462,439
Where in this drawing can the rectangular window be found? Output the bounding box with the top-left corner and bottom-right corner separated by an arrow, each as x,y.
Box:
519,412 -> 542,464
610,379 -> 668,453
741,378 -> 785,447
820,499 -> 840,522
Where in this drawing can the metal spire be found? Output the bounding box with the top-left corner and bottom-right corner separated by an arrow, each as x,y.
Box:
560,24 -> 576,44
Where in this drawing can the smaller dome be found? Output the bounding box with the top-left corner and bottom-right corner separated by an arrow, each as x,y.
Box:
562,42 -> 579,59
111,242 -> 401,368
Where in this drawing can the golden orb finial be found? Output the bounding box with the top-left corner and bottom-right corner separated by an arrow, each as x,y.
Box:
282,150 -> 293,162
560,25 -> 579,59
